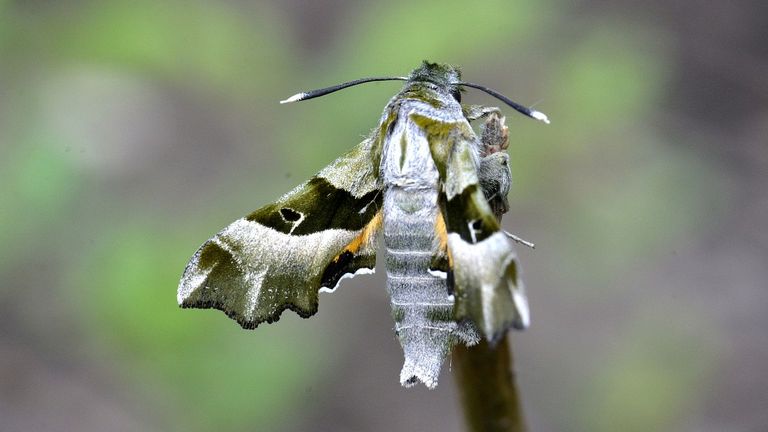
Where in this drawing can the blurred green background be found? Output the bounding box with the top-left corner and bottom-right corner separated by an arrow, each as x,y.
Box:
1,1 -> 766,431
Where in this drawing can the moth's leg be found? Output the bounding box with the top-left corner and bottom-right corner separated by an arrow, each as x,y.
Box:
479,111 -> 509,155
503,231 -> 535,249
478,113 -> 534,250
478,112 -> 511,218
463,105 -> 504,122
479,153 -> 510,218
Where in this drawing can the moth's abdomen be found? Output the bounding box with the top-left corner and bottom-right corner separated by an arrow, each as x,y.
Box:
378,102 -> 479,388
383,186 -> 477,388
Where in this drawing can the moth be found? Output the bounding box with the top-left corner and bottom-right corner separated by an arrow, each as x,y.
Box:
178,61 -> 548,388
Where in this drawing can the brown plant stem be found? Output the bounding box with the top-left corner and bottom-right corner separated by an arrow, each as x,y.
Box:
453,338 -> 527,432
453,111 -> 527,432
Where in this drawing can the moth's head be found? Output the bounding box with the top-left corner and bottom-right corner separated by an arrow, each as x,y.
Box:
407,61 -> 463,103
408,61 -> 462,86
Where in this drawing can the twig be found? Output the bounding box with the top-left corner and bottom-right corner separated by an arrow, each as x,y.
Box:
453,338 -> 527,432
453,111 -> 528,432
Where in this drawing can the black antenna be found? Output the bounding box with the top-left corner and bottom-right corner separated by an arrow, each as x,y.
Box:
280,76 -> 408,104
458,82 -> 550,124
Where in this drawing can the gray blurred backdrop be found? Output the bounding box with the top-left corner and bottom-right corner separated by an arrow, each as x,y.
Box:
1,1 -> 766,431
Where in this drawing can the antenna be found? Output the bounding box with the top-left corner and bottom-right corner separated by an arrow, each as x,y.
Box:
458,82 -> 550,124
280,74 -> 550,125
280,77 -> 408,104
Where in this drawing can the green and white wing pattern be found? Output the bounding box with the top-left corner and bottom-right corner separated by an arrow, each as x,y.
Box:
432,116 -> 529,343
178,138 -> 383,329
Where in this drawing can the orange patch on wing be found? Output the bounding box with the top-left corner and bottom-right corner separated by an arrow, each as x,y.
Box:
335,211 -> 383,259
435,212 -> 452,266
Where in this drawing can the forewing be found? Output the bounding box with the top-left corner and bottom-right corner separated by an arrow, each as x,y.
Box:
178,138 -> 383,328
433,128 -> 529,342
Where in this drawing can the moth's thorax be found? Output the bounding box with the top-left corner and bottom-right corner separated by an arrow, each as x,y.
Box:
379,96 -> 467,187
379,98 -> 442,253
398,82 -> 462,115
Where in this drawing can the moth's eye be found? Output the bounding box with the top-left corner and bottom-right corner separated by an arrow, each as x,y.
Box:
450,88 -> 462,103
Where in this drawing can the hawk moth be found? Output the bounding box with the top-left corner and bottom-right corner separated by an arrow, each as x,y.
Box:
178,61 -> 547,388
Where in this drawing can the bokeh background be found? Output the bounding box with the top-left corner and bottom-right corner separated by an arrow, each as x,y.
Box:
1,1 -> 766,431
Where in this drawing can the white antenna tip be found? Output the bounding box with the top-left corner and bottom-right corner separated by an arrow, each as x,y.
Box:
280,93 -> 306,104
530,110 -> 550,124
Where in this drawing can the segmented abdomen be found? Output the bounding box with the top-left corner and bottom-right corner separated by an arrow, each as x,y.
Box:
383,186 -> 476,387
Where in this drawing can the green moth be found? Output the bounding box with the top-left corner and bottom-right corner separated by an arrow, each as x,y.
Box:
178,61 -> 548,388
